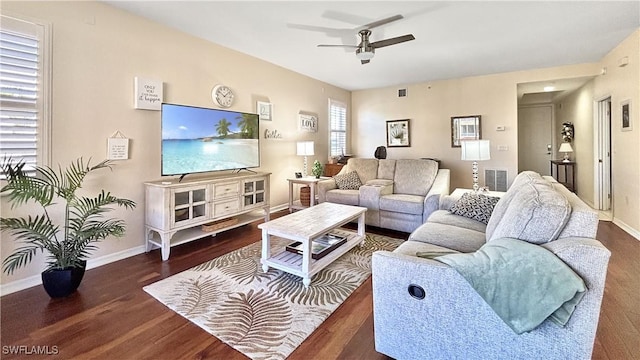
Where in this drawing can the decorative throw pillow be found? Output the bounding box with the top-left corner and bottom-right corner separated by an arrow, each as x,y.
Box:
334,171 -> 362,190
449,192 -> 501,224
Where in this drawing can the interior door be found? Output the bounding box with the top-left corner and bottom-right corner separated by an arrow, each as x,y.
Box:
518,105 -> 553,175
596,98 -> 612,210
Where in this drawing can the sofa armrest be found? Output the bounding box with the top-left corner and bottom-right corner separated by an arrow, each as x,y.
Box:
423,169 -> 450,220
372,250 -> 496,359
317,178 -> 337,203
359,182 -> 393,210
372,239 -> 610,360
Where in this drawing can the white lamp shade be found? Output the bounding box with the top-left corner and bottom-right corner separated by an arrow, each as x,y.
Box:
461,140 -> 491,161
559,142 -> 573,153
296,141 -> 314,156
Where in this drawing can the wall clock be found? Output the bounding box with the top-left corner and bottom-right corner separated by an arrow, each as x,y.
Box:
212,84 -> 235,108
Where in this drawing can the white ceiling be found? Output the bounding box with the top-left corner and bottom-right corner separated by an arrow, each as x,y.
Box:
105,1 -> 640,91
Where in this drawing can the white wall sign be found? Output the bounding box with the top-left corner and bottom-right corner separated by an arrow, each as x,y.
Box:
107,131 -> 130,160
134,77 -> 163,110
298,112 -> 318,132
264,128 -> 282,139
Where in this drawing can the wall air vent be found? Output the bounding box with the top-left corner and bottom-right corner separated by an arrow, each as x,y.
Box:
485,169 -> 508,192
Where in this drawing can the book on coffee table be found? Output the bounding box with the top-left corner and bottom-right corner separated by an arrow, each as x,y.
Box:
286,233 -> 347,260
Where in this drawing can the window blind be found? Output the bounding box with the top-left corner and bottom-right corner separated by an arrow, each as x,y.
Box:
0,16 -> 45,176
329,99 -> 347,157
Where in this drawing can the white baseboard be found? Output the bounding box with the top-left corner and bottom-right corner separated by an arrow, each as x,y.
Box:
0,245 -> 146,297
612,217 -> 640,241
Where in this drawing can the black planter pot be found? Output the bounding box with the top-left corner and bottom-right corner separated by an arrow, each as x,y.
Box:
41,260 -> 86,298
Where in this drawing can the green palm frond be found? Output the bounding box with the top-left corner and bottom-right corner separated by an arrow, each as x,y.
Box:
0,216 -> 60,274
0,157 -> 136,274
0,160 -> 55,208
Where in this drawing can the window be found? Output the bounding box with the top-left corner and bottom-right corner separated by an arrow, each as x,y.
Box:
0,15 -> 50,176
329,99 -> 347,158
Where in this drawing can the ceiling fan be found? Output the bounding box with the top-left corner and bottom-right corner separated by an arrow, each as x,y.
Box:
317,14 -> 415,64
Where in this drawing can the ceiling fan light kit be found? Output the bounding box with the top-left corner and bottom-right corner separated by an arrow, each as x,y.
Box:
356,48 -> 374,60
316,14 -> 415,65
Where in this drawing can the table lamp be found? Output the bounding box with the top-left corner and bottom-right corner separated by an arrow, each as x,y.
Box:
296,141 -> 314,177
461,140 -> 491,192
559,142 -> 573,162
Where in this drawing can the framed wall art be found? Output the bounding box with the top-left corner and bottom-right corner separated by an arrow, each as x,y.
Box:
257,101 -> 272,121
386,119 -> 410,147
621,99 -> 632,131
451,115 -> 481,147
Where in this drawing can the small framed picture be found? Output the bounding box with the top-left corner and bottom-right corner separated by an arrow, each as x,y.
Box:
295,172 -> 302,179
257,101 -> 272,121
451,115 -> 481,147
621,100 -> 632,131
386,119 -> 410,147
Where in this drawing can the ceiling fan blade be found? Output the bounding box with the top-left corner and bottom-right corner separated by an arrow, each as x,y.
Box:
287,23 -> 352,36
317,44 -> 359,48
360,14 -> 403,30
361,59 -> 370,65
371,34 -> 415,49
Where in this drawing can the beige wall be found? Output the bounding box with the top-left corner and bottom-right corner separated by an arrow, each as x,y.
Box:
554,80 -> 595,205
0,1 -> 350,288
352,30 -> 640,238
351,64 -> 600,191
593,29 -> 640,235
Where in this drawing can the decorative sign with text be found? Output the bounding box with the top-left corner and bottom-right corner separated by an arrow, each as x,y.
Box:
298,112 -> 318,132
134,77 -> 163,110
107,131 -> 130,160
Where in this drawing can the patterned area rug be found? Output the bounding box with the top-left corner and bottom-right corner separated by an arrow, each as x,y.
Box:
143,232 -> 402,360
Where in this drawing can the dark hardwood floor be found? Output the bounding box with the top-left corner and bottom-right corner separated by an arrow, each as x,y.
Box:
1,212 -> 638,359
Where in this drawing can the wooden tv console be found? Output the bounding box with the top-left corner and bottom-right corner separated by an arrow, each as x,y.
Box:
144,172 -> 270,260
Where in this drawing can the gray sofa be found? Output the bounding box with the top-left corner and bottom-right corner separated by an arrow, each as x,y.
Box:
317,158 -> 450,233
372,171 -> 611,359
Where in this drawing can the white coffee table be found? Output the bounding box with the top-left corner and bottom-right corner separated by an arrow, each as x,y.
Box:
258,202 -> 366,287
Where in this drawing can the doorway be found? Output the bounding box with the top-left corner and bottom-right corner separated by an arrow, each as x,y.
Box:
595,97 -> 612,211
518,105 -> 553,175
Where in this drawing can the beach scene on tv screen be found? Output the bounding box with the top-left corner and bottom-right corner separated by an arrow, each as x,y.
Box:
162,105 -> 259,175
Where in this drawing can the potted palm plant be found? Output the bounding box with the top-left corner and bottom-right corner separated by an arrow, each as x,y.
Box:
0,157 -> 136,298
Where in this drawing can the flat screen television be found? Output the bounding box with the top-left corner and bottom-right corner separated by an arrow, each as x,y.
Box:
161,103 -> 260,177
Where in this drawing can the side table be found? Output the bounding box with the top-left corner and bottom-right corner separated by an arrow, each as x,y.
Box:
287,176 -> 330,212
323,163 -> 344,177
550,160 -> 576,192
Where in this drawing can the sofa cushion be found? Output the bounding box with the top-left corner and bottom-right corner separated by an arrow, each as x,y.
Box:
325,189 -> 360,206
427,210 -> 488,233
486,171 -> 549,240
449,193 -> 501,224
334,171 -> 362,190
393,159 -> 438,196
394,240 -> 459,257
409,222 -> 486,253
344,158 -> 379,184
377,159 -> 396,180
547,181 -> 599,239
488,181 -> 571,244
380,194 -> 424,215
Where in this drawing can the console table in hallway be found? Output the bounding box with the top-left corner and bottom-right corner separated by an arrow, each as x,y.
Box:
550,160 -> 576,192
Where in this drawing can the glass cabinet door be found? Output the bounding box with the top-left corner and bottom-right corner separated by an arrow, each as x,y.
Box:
171,186 -> 209,227
242,179 -> 266,208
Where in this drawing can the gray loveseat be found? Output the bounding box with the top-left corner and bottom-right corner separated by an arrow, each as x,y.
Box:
372,171 -> 611,359
317,158 -> 450,233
